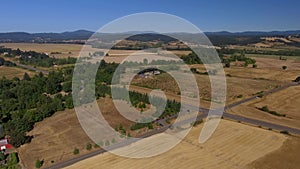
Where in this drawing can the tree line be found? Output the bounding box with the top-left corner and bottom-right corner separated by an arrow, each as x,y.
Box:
0,47 -> 76,67
0,69 -> 74,147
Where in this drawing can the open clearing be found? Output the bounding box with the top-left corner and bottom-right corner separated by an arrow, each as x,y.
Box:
65,119 -> 288,169
228,85 -> 300,129
0,66 -> 36,79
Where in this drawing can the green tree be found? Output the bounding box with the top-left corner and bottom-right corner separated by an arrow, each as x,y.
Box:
23,73 -> 31,81
86,143 -> 92,151
282,65 -> 287,70
143,58 -> 148,65
105,140 -> 110,146
11,152 -> 19,164
225,62 -> 231,68
73,148 -> 79,155
0,152 -> 5,161
62,81 -> 72,92
35,159 -> 44,168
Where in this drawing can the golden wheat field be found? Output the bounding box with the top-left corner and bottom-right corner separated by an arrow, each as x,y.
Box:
65,119 -> 289,169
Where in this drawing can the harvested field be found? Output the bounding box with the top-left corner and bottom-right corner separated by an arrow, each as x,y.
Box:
247,137 -> 300,169
253,57 -> 300,70
228,85 -> 300,129
0,43 -> 84,58
0,43 -> 190,63
65,120 -> 287,169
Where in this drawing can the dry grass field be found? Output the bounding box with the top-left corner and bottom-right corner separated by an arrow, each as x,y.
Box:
131,70 -> 283,106
0,43 -> 190,63
17,97 -> 136,169
0,66 -> 36,79
65,119 -> 289,169
0,43 -> 84,58
228,85 -> 300,129
18,108 -> 95,169
6,45 -> 299,168
165,56 -> 298,104
247,137 -> 300,169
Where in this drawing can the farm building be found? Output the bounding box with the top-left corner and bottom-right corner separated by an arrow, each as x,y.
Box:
0,139 -> 13,151
138,68 -> 161,78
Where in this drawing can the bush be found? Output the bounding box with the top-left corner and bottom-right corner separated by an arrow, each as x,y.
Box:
259,106 -> 269,112
192,119 -> 203,127
97,141 -> 103,147
73,148 -> 79,155
105,140 -> 110,146
11,152 -> 19,164
0,152 -> 5,161
282,65 -> 287,70
280,130 -> 290,135
252,64 -> 257,68
86,143 -> 92,151
225,62 -> 231,68
258,106 -> 286,117
237,94 -> 243,98
35,159 -> 44,168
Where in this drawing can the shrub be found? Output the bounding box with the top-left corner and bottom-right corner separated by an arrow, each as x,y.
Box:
73,148 -> 79,155
192,119 -> 203,127
237,94 -> 243,98
258,106 -> 286,117
35,159 -> 44,168
282,65 -> 287,70
97,141 -> 103,147
86,143 -> 92,151
0,152 -> 5,161
259,106 -> 269,112
105,140 -> 110,146
280,130 -> 290,135
252,64 -> 257,68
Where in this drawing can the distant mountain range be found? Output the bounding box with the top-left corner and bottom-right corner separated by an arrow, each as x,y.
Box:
0,29 -> 299,45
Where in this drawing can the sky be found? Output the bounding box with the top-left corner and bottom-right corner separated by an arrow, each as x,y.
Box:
0,0 -> 299,33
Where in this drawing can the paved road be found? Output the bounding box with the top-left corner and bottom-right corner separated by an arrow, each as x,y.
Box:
45,82 -> 300,169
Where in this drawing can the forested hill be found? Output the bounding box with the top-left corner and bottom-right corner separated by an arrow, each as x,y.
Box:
0,30 -> 300,45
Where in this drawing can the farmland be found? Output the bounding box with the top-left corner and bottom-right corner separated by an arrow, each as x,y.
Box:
64,120 -> 289,169
227,85 -> 300,130
0,42 -> 299,169
17,97 -> 136,169
0,65 -> 36,79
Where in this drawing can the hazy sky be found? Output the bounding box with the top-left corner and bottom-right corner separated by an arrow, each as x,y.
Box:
1,0 -> 299,33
